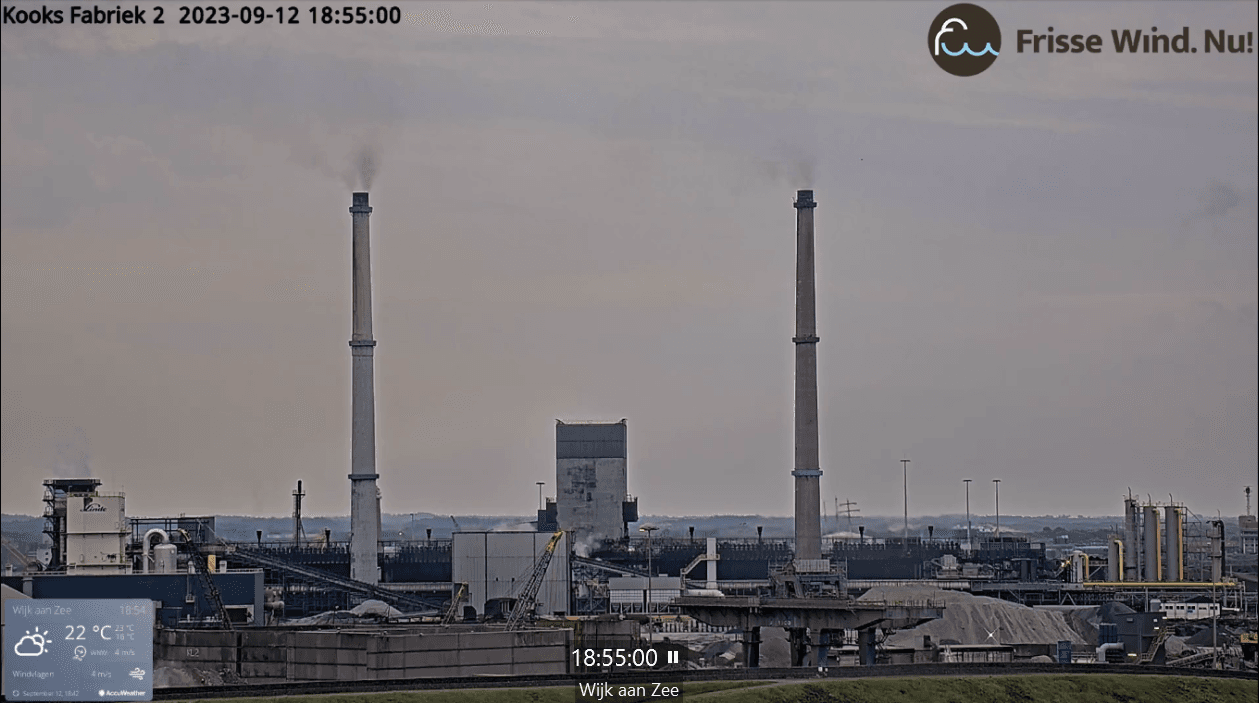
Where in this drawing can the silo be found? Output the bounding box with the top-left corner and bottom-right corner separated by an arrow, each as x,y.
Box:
1164,506 -> 1182,582
1142,505 -> 1161,581
1122,497 -> 1139,582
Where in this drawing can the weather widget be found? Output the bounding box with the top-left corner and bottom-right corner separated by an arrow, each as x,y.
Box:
5,599 -> 154,701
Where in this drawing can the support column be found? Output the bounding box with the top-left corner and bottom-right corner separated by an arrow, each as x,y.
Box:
814,631 -> 832,672
789,627 -> 810,667
859,628 -> 877,666
743,626 -> 761,669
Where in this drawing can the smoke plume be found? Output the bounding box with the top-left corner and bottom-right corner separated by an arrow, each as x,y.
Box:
756,141 -> 818,190
51,425 -> 92,478
1198,181 -> 1242,218
355,143 -> 379,191
1182,180 -> 1246,229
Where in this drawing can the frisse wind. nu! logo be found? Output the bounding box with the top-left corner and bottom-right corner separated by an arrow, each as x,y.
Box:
930,4 -> 1002,76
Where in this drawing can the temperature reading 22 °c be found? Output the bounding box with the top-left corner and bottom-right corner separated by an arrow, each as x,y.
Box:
64,624 -> 136,641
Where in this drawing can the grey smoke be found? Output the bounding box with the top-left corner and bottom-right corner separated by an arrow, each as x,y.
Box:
1183,180 -> 1244,227
1199,181 -> 1241,218
51,426 -> 92,478
758,158 -> 817,189
357,145 -> 378,191
756,141 -> 818,190
340,142 -> 381,191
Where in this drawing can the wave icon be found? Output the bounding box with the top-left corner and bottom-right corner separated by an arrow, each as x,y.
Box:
940,42 -> 999,56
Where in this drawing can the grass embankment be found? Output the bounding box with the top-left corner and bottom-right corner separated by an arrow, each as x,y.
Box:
170,680 -> 766,703
171,676 -> 1257,703
706,675 -> 1257,703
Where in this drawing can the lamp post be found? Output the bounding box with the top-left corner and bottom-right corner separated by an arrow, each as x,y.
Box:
963,479 -> 972,552
993,479 -> 1002,552
901,459 -> 910,546
640,525 -> 658,642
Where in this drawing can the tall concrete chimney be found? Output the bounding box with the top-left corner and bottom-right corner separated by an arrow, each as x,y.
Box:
348,191 -> 381,585
792,190 -> 823,561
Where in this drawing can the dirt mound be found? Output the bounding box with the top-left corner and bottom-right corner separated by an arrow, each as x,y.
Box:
858,586 -> 1087,647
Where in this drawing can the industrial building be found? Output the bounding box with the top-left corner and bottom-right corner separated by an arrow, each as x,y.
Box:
552,419 -> 638,543
4,189 -> 1254,684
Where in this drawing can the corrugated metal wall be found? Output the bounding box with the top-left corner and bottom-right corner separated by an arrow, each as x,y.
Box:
556,421 -> 626,459
451,532 -> 570,618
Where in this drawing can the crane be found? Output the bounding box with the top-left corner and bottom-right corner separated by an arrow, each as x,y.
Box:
505,531 -> 564,631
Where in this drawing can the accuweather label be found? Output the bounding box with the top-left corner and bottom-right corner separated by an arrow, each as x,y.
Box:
5,599 -> 154,702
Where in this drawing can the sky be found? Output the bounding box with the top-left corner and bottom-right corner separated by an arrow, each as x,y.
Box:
2,1 -> 1256,522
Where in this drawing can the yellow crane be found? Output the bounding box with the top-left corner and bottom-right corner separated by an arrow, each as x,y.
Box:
506,531 -> 564,631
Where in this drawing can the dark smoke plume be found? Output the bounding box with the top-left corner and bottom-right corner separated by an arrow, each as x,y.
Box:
356,144 -> 379,191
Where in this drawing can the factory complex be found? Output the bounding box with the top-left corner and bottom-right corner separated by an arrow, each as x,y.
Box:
3,191 -> 1256,686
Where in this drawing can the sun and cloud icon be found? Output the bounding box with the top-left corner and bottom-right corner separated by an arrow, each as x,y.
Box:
14,628 -> 51,657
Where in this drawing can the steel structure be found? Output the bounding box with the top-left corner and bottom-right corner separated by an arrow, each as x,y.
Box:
177,528 -> 234,630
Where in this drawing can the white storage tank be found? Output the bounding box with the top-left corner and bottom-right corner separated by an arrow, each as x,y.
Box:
154,543 -> 178,574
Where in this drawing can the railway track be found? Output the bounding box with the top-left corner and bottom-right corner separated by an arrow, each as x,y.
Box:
154,662 -> 1257,699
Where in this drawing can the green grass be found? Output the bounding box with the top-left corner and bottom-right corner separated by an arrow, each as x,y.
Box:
165,676 -> 1256,703
169,680 -> 770,703
700,675 -> 1257,703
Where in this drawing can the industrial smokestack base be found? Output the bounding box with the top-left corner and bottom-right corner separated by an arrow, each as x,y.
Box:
348,191 -> 381,585
791,189 -> 823,561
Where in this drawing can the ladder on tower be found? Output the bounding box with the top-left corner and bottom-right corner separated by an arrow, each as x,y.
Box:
505,531 -> 564,631
177,528 -> 235,630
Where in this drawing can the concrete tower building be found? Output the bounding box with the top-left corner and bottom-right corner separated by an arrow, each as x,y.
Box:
555,420 -> 638,544
348,192 -> 381,584
792,190 -> 823,561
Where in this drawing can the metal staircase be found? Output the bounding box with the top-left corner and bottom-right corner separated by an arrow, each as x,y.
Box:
1139,627 -> 1173,664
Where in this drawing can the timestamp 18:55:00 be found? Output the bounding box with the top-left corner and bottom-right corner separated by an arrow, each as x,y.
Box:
573,648 -> 660,669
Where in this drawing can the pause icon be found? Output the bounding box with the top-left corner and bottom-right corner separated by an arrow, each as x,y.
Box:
667,650 -> 679,664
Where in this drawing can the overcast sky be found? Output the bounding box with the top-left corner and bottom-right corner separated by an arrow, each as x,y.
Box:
2,2 -> 1255,521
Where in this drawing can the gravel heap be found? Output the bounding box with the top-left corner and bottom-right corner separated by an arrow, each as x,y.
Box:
858,586 -> 1088,647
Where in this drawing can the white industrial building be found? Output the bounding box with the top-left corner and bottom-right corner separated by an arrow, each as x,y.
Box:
451,531 -> 571,619
65,493 -> 130,574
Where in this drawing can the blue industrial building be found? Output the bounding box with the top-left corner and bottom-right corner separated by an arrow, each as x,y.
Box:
2,572 -> 264,627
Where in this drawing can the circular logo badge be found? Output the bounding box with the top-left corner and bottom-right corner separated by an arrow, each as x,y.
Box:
929,4 -> 1001,76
